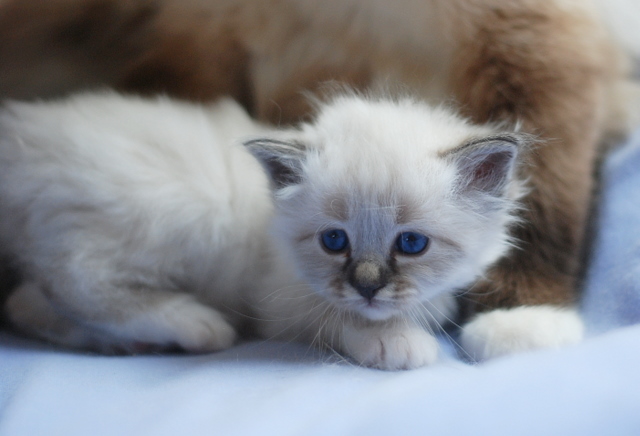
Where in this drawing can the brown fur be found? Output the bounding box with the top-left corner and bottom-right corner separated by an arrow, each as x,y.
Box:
446,2 -> 618,315
0,0 -> 633,321
0,0 -> 157,99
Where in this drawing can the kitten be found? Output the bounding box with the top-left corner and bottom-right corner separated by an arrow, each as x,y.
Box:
0,91 -> 583,368
0,0 -> 631,361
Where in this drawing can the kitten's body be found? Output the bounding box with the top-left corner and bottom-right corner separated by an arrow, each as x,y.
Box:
0,92 -> 582,368
0,94 -> 273,351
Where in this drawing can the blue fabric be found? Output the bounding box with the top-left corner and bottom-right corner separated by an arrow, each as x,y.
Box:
583,129 -> 640,333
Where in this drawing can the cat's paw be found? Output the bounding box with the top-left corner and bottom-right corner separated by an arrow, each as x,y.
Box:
164,302 -> 238,353
117,296 -> 238,353
342,324 -> 439,370
459,305 -> 584,361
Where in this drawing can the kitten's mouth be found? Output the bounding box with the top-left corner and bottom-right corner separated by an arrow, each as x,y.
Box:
327,288 -> 406,321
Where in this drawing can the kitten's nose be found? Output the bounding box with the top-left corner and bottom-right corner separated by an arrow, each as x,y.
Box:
353,282 -> 384,301
348,260 -> 388,301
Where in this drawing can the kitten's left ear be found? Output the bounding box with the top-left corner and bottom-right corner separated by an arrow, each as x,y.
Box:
448,134 -> 528,196
244,138 -> 307,189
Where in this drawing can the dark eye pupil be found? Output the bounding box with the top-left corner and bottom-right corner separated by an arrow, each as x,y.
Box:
396,232 -> 429,255
321,229 -> 349,252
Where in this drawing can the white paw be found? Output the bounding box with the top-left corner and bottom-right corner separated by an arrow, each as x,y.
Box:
115,296 -> 237,353
342,324 -> 439,370
460,306 -> 584,361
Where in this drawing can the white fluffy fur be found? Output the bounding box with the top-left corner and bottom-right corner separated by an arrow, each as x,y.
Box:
0,91 -> 576,368
459,306 -> 585,361
0,93 -> 271,352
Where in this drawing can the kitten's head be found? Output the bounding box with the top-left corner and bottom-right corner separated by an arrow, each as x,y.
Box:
246,95 -> 531,321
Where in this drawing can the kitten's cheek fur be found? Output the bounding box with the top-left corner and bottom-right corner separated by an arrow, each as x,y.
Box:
459,306 -> 585,361
341,323 -> 439,370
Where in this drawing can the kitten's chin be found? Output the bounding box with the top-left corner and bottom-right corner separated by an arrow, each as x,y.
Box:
350,301 -> 399,321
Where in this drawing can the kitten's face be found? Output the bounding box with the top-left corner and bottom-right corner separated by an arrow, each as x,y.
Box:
248,96 -> 527,321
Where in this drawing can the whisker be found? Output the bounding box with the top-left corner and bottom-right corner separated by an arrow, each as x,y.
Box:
255,283 -> 318,304
322,308 -> 349,365
410,305 -> 436,338
421,297 -> 463,330
420,300 -> 474,362
308,302 -> 336,353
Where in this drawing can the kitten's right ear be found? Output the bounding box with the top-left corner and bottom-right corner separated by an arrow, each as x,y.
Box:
244,139 -> 307,189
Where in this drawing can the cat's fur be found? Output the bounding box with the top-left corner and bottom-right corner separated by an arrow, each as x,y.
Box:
0,91 -> 582,368
0,0 -> 628,360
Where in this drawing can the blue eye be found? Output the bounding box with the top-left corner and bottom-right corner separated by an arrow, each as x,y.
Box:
396,232 -> 429,255
321,229 -> 350,253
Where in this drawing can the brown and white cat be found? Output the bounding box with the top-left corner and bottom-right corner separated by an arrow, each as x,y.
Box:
0,0 -> 635,360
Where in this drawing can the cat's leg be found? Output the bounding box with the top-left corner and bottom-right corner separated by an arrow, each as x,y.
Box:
458,306 -> 584,361
336,295 -> 459,369
6,278 -> 237,353
443,0 -> 618,358
5,281 -> 113,351
11,249 -> 237,353
6,281 -> 235,354
338,319 -> 439,370
253,282 -> 438,370
78,287 -> 237,354
258,310 -> 439,370
58,282 -> 237,354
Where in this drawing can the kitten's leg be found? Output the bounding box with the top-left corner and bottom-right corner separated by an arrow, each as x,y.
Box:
458,306 -> 584,361
253,283 -> 438,370
5,281 -> 113,351
9,269 -> 237,353
80,287 -> 237,354
6,281 -> 236,354
338,320 -> 439,370
444,0 -> 617,357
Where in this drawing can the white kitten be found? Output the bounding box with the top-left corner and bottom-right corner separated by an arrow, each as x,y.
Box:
0,91 -> 579,368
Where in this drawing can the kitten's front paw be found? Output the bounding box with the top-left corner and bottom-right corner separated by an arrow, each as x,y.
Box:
460,305 -> 584,361
120,296 -> 237,353
165,302 -> 238,353
342,324 -> 438,370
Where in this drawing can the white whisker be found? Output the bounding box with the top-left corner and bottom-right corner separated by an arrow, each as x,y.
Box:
420,299 -> 473,362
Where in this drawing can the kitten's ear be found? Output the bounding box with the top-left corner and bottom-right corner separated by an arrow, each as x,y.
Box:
244,138 -> 307,188
448,135 -> 526,196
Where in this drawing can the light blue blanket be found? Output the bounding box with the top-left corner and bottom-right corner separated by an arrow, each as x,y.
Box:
583,129 -> 640,333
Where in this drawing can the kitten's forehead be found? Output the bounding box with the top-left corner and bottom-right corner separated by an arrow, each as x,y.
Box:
300,95 -> 502,241
306,97 -> 489,228
309,96 -> 490,156
323,191 -> 419,225
324,195 -> 350,221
